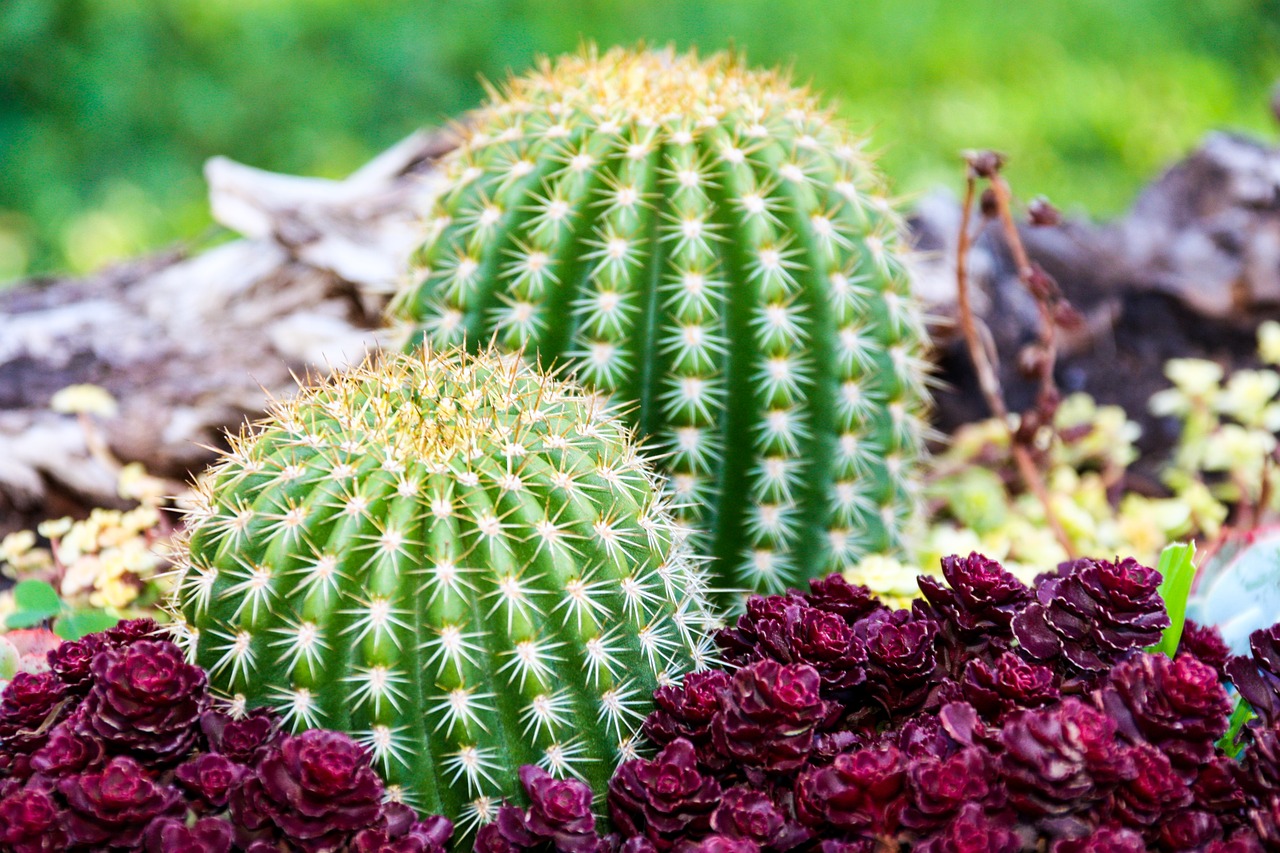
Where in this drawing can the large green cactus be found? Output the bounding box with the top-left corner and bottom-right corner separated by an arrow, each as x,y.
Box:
389,46 -> 932,599
166,347 -> 716,829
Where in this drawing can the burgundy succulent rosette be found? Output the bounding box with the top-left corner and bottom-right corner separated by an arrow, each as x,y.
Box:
7,551 -> 1280,852
601,552 -> 1280,852
0,620 -> 454,853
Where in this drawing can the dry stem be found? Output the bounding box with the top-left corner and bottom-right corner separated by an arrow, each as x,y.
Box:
954,152 -> 1076,558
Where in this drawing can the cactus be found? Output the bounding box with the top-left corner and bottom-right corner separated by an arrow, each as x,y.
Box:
166,347 -> 717,831
389,46 -> 932,599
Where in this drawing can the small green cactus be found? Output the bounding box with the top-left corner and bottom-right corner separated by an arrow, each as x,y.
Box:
389,46 -> 932,599
166,347 -> 716,829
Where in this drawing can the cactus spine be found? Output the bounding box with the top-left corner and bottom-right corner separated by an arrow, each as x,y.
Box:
389,46 -> 932,600
167,348 -> 716,831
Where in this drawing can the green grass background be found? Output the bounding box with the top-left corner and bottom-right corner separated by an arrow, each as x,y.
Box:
2,0 -> 1278,280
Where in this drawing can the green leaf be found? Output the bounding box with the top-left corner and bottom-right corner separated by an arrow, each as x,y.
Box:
53,610 -> 121,641
1219,696 -> 1255,758
12,580 -> 62,616
1151,542 -> 1197,658
5,610 -> 55,629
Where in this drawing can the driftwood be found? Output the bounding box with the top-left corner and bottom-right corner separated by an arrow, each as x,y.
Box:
4,128 -> 1280,532
0,130 -> 454,534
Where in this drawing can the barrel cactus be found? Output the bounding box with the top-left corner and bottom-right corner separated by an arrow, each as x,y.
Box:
389,46 -> 932,599
165,347 -> 717,831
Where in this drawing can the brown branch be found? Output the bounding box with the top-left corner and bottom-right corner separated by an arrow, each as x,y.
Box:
989,175 -> 1060,406
955,151 -> 1076,559
954,172 -> 1009,421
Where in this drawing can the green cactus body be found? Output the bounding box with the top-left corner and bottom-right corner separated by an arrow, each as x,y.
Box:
167,348 -> 716,831
389,47 -> 932,599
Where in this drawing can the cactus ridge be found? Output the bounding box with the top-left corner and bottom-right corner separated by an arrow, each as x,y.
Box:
390,46 -> 933,599
167,347 -> 717,830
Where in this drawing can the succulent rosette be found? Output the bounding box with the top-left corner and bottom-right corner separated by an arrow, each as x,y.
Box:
712,661 -> 829,773
1098,651 -> 1231,775
81,640 -> 206,763
1012,556 -> 1169,673
0,620 -> 455,852
917,552 -> 1030,645
609,739 -> 722,850
5,552 -> 1280,851
595,553 -> 1280,851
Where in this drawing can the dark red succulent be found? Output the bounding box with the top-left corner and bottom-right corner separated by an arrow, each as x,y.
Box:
1157,810 -> 1224,850
28,713 -> 106,776
803,574 -> 884,624
476,808 -> 540,853
999,698 -> 1134,819
917,552 -> 1030,638
0,783 -> 68,853
609,739 -> 722,851
57,755 -> 183,848
143,816 -> 235,853
1109,742 -> 1190,830
522,764 -> 599,853
1252,795 -> 1280,849
794,745 -> 907,836
719,593 -> 869,694
710,786 -> 785,846
1227,625 -> 1280,726
912,803 -> 1020,853
768,604 -> 868,692
644,670 -> 729,758
81,639 -> 206,762
717,594 -> 805,665
237,728 -> 384,851
962,651 -> 1059,719
200,707 -> 281,764
1239,724 -> 1280,801
711,660 -> 829,772
352,810 -> 451,853
0,671 -> 66,747
1049,825 -> 1147,852
856,610 -> 942,715
1098,651 -> 1230,776
1195,755 -> 1249,816
176,752 -> 247,808
1206,830 -> 1266,853
814,841 -> 876,853
1012,556 -> 1169,673
1180,620 -> 1231,675
101,617 -> 160,645
46,635 -> 105,691
902,746 -> 1003,831
886,714 -> 955,761
672,836 -> 760,853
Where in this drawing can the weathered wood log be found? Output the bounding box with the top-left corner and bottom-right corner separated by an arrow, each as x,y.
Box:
0,130 -> 454,533
5,128 -> 1280,531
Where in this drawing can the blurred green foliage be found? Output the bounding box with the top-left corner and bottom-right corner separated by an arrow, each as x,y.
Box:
2,0 -> 1279,280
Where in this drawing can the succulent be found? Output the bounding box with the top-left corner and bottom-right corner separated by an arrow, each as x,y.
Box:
388,45 -> 932,599
0,620 -> 455,853
1012,556 -> 1170,673
166,347 -> 717,827
1189,528 -> 1280,655
543,555 -> 1272,851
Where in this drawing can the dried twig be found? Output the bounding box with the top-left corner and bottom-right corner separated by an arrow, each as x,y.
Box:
954,171 -> 1008,421
954,151 -> 1076,558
